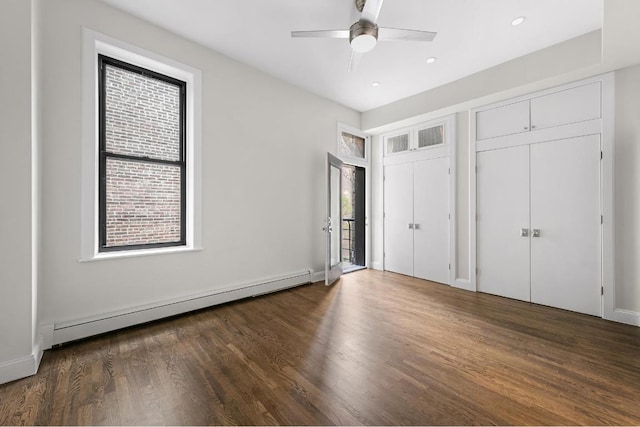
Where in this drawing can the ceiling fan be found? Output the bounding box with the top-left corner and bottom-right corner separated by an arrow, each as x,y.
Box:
291,0 -> 437,72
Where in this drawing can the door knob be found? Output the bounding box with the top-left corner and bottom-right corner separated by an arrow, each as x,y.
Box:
532,229 -> 541,237
408,223 -> 414,229
414,223 -> 421,230
520,228 -> 529,237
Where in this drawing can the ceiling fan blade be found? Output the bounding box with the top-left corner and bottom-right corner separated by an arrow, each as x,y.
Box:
378,28 -> 437,42
348,50 -> 363,72
360,0 -> 383,24
291,30 -> 349,39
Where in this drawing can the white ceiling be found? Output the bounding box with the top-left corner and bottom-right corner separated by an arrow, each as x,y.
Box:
100,0 -> 603,112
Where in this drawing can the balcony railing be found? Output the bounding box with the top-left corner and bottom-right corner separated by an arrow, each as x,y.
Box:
342,218 -> 355,265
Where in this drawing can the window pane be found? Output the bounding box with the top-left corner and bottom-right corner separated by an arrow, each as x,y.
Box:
105,158 -> 182,247
104,64 -> 181,161
340,132 -> 365,158
418,125 -> 444,148
387,134 -> 409,154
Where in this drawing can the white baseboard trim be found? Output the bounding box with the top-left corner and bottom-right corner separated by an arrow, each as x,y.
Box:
0,335 -> 44,385
51,270 -> 311,346
605,308 -> 640,327
452,278 -> 475,292
371,261 -> 383,271
311,271 -> 325,283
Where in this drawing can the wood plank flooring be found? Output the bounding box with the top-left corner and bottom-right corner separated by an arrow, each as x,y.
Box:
1,269 -> 639,425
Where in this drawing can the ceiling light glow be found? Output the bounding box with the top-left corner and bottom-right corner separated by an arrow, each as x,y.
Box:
426,56 -> 437,64
372,81 -> 380,87
511,16 -> 526,26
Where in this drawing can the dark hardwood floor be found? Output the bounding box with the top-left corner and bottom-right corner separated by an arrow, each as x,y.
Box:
1,269 -> 639,425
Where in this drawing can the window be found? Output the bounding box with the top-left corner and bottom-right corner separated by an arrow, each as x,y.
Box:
418,124 -> 444,148
98,55 -> 186,251
385,133 -> 410,154
340,131 -> 365,159
81,29 -> 201,260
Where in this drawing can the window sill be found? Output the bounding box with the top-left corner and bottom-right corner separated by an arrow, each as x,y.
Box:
79,246 -> 202,262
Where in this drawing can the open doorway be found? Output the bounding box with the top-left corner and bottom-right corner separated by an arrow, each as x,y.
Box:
341,164 -> 366,273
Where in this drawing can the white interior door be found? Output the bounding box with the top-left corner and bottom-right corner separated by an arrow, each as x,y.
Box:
326,153 -> 343,285
384,163 -> 414,276
530,135 -> 601,316
413,157 -> 450,284
477,145 -> 531,301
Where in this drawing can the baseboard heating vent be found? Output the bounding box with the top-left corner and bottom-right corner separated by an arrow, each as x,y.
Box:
51,270 -> 312,346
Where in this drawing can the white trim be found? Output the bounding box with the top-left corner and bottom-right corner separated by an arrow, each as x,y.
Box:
80,28 -> 202,261
80,246 -> 202,262
371,261 -> 383,271
600,73 -> 620,324
0,335 -> 43,385
469,110 -> 477,291
311,270 -> 325,283
52,271 -> 311,345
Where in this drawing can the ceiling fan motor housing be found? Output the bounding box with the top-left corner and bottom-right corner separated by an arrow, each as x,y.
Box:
350,21 -> 378,52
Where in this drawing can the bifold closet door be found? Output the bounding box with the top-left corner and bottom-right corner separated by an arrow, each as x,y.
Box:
384,163 -> 414,276
477,145 -> 531,302
530,135 -> 601,316
413,157 -> 450,284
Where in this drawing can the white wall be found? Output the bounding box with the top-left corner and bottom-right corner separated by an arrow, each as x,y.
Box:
38,0 -> 359,329
614,64 -> 640,313
0,0 -> 39,381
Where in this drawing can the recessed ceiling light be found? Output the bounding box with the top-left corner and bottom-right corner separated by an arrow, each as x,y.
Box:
426,56 -> 437,64
372,81 -> 380,87
511,16 -> 526,26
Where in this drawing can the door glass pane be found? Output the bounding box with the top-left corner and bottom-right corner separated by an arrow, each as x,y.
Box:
340,132 -> 365,158
330,164 -> 341,267
418,125 -> 444,148
386,133 -> 409,154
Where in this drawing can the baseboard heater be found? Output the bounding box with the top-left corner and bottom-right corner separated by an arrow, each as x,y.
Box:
51,270 -> 312,346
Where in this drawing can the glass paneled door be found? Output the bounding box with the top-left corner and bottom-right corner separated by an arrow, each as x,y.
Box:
325,153 -> 343,285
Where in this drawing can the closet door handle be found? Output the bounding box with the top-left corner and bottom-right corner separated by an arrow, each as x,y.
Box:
414,224 -> 421,230
408,223 -> 414,229
520,228 -> 529,237
532,229 -> 541,237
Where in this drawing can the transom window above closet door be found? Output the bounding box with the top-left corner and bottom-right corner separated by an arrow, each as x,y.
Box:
383,120 -> 448,157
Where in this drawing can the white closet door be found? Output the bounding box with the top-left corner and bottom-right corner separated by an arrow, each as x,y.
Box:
384,163 -> 414,276
476,100 -> 530,140
413,157 -> 450,284
477,145 -> 531,301
530,135 -> 601,316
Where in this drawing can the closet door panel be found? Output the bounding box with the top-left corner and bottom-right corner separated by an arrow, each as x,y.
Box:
413,157 -> 450,284
477,145 -> 531,301
530,82 -> 601,130
476,100 -> 530,140
530,135 -> 601,316
384,163 -> 414,276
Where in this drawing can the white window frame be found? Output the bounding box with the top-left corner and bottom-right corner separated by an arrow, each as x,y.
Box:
80,28 -> 202,261
337,123 -> 369,167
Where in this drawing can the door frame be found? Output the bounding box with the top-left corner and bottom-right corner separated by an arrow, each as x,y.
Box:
326,152 -> 344,285
469,73 -> 620,322
337,123 -> 371,269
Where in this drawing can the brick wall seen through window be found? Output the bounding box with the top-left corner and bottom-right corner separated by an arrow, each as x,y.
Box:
99,55 -> 186,251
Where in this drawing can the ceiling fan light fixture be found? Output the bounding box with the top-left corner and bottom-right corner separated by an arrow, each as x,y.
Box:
350,22 -> 378,53
511,16 -> 526,26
